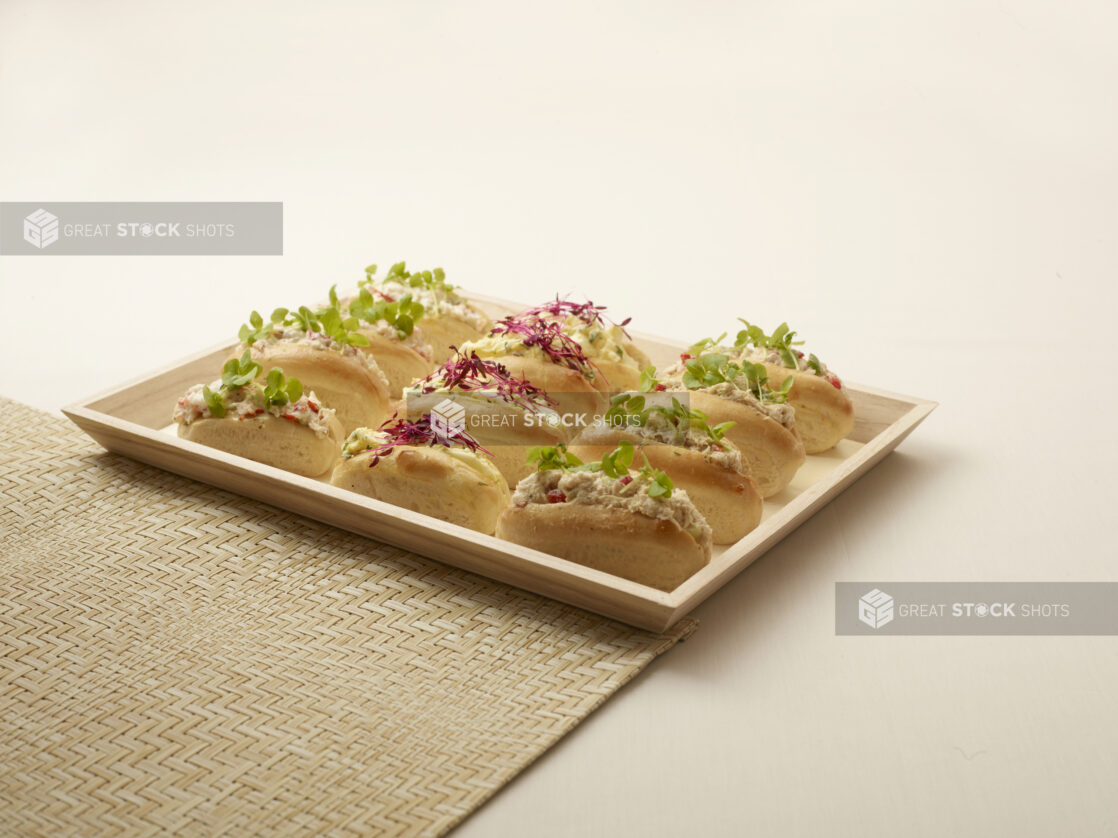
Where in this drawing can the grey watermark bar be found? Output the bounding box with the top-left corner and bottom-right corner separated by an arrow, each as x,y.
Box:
836,582 -> 1118,635
0,202 -> 282,255
407,389 -> 695,446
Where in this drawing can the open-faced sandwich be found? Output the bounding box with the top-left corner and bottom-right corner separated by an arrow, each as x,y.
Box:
513,298 -> 650,391
657,343 -> 806,498
340,281 -> 435,398
174,352 -> 343,477
730,320 -> 854,453
330,414 -> 510,535
458,313 -> 610,423
237,304 -> 393,434
496,442 -> 712,591
569,394 -> 762,544
356,262 -> 491,364
403,349 -> 566,487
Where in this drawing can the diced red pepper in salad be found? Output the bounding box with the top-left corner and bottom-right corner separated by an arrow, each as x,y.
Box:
546,490 -> 567,504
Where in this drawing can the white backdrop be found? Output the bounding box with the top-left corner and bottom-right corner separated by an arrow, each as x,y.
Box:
2,2 -> 1116,835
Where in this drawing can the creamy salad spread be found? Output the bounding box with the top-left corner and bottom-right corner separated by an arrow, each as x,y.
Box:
660,370 -> 797,431
738,345 -> 837,380
512,469 -> 711,541
174,381 -> 336,438
544,313 -> 638,367
613,411 -> 746,473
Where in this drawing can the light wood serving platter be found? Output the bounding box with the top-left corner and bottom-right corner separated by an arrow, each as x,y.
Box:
63,292 -> 936,632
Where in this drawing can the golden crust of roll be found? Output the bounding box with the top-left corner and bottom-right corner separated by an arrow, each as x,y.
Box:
495,503 -> 710,592
245,343 -> 393,434
330,446 -> 510,535
357,329 -> 435,398
487,355 -> 610,426
420,310 -> 492,364
684,389 -> 806,498
762,364 -> 854,454
569,428 -> 763,545
403,392 -> 568,487
591,359 -> 641,391
178,412 -> 344,477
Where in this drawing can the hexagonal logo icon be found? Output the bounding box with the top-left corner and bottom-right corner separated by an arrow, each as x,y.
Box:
858,588 -> 894,629
23,208 -> 60,249
430,397 -> 466,444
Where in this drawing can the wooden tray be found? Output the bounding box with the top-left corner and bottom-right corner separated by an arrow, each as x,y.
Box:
63,293 -> 936,632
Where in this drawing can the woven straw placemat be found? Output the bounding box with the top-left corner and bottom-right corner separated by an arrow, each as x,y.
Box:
0,398 -> 696,837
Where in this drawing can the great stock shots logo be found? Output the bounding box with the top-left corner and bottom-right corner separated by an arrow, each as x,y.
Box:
858,588 -> 895,629
430,398 -> 466,445
1,202 -> 282,255
23,208 -> 59,249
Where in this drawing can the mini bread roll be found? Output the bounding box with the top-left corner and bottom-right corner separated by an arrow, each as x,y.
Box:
420,307 -> 492,364
498,467 -> 712,591
761,364 -> 854,454
497,504 -> 709,591
684,389 -> 806,498
179,412 -> 344,477
353,264 -> 491,365
404,391 -> 567,487
357,327 -> 435,398
569,426 -> 763,545
592,358 -> 640,391
246,342 -> 393,434
331,444 -> 510,534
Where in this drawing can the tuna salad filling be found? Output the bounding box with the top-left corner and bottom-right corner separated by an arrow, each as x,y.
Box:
174,381 -> 336,438
661,375 -> 797,431
512,469 -> 711,540
607,412 -> 746,473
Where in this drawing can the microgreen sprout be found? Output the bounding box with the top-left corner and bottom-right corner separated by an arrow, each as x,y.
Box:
362,261 -> 456,299
734,319 -> 807,369
201,385 -> 226,418
685,333 -> 729,357
639,453 -> 675,499
348,285 -> 426,338
639,365 -> 666,392
221,350 -> 262,390
526,443 -> 584,471
238,308 -> 291,345
679,349 -> 794,404
262,368 -> 302,407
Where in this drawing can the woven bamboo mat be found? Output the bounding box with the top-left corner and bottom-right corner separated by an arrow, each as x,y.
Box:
0,397 -> 696,837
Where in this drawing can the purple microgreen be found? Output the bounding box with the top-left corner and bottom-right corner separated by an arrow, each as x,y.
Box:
366,413 -> 490,466
415,349 -> 556,412
489,315 -> 601,377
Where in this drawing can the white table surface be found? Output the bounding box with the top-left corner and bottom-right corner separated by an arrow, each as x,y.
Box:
2,2 -> 1116,835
